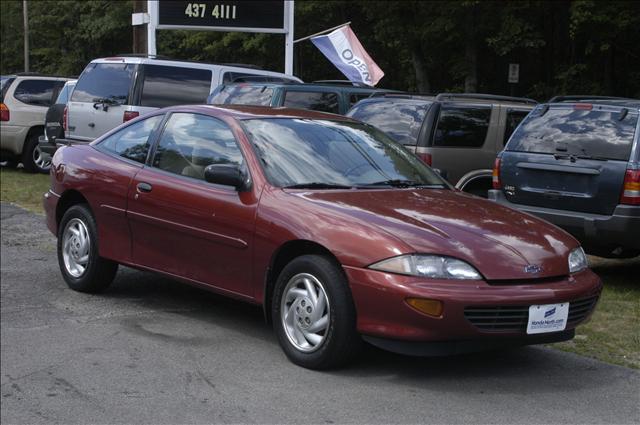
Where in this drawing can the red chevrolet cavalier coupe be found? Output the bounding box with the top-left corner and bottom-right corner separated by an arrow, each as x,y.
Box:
44,105 -> 602,369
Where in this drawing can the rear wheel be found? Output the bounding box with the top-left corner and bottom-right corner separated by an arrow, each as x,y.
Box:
22,132 -> 51,174
57,204 -> 118,293
272,255 -> 360,369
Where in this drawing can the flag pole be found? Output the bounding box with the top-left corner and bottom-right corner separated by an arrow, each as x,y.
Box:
293,21 -> 351,44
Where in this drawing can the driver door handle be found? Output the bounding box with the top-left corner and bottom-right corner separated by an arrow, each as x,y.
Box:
136,182 -> 153,193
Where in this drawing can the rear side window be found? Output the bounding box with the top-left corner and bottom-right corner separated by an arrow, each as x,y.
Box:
348,100 -> 430,146
209,85 -> 274,106
507,107 -> 638,161
97,115 -> 163,163
71,63 -> 135,104
152,113 -> 244,182
283,91 -> 339,114
140,65 -> 212,107
433,106 -> 491,148
1,77 -> 15,102
13,80 -> 63,107
503,109 -> 530,145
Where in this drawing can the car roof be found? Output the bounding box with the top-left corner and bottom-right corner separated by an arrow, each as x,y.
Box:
164,104 -> 359,122
218,81 -> 394,93
90,56 -> 302,81
360,92 -> 537,106
547,99 -> 640,109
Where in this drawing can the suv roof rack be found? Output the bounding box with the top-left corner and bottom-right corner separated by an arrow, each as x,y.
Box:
220,63 -> 263,70
435,93 -> 538,105
312,80 -> 372,88
368,92 -> 431,99
114,54 -> 264,70
13,71 -> 75,78
547,95 -> 636,103
115,53 -> 174,60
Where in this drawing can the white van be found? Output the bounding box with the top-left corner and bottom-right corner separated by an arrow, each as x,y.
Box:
66,56 -> 302,141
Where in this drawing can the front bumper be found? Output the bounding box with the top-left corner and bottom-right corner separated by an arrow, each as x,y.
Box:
345,265 -> 602,349
0,124 -> 29,154
488,189 -> 640,253
43,190 -> 60,236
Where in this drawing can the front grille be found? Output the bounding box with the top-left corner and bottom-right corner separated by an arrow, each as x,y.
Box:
464,295 -> 599,332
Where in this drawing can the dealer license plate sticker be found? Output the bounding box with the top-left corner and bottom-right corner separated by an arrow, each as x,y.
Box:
526,303 -> 569,334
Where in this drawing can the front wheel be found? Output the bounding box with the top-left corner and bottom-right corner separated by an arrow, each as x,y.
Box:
272,255 -> 361,369
57,204 -> 118,293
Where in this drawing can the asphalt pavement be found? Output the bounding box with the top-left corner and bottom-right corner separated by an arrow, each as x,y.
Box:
1,201 -> 639,424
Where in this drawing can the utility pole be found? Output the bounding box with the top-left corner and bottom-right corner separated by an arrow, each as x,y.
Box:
23,0 -> 29,72
132,0 -> 148,54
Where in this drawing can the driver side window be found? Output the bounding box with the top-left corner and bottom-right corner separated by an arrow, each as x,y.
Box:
152,113 -> 244,181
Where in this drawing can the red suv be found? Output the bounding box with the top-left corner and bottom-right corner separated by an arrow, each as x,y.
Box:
44,105 -> 601,369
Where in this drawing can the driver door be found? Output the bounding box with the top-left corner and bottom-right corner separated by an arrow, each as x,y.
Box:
127,112 -> 257,297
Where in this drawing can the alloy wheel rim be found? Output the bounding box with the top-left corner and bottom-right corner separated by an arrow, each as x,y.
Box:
62,218 -> 90,278
33,145 -> 51,170
280,273 -> 330,353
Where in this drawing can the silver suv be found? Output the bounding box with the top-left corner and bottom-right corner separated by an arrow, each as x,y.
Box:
1,74 -> 71,172
65,56 -> 302,142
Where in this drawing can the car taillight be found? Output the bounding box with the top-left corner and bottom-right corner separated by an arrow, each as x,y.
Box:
417,152 -> 432,166
0,103 -> 9,121
123,111 -> 139,122
63,106 -> 68,131
620,169 -> 640,205
492,157 -> 501,189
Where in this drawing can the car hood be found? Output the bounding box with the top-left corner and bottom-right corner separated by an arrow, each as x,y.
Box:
288,188 -> 579,280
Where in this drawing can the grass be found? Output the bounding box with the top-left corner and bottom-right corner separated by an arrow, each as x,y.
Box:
1,166 -> 639,368
553,256 -> 640,369
0,166 -> 50,214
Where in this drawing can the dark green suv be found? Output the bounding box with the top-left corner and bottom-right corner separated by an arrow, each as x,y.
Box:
207,82 -> 394,115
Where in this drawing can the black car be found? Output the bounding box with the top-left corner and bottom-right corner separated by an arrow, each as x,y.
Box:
489,96 -> 640,258
208,81 -> 395,115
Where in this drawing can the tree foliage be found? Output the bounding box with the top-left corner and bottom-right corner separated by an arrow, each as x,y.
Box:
1,0 -> 638,99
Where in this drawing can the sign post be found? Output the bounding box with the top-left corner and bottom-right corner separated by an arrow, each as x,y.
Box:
144,0 -> 294,74
508,63 -> 519,96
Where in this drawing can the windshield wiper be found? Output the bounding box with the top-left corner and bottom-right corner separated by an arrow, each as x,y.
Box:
283,182 -> 353,190
554,153 -> 609,162
365,179 -> 436,188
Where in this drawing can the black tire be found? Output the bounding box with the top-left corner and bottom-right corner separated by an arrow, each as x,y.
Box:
22,132 -> 50,174
272,255 -> 361,369
57,204 -> 118,293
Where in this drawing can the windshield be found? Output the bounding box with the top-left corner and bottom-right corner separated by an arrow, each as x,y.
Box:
347,99 -> 431,146
209,85 -> 274,106
507,106 -> 638,161
242,118 -> 446,189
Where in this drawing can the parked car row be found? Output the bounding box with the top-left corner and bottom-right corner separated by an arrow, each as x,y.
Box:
4,54 -> 637,369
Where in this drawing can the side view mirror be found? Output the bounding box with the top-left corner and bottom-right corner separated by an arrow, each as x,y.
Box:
204,164 -> 248,191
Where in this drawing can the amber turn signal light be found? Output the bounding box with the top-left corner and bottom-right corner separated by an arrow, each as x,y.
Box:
406,298 -> 443,317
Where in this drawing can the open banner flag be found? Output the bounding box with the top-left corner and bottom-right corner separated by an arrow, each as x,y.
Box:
311,25 -> 384,86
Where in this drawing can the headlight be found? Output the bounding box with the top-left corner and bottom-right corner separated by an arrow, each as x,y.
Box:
369,254 -> 482,280
568,247 -> 588,273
